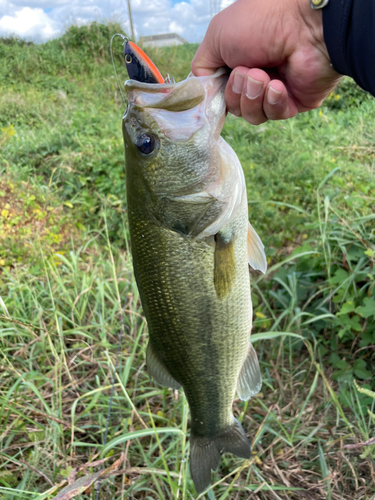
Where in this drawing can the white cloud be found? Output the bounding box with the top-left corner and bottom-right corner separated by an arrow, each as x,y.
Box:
169,20 -> 184,35
221,0 -> 234,8
0,6 -> 59,38
10,0 -> 66,7
0,0 -> 235,43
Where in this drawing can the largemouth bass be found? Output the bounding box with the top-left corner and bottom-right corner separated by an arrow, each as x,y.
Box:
122,68 -> 267,494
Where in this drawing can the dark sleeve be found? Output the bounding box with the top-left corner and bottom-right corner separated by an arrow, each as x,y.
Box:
323,0 -> 375,96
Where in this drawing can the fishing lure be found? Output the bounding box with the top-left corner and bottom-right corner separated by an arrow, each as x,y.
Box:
124,40 -> 175,84
124,40 -> 165,84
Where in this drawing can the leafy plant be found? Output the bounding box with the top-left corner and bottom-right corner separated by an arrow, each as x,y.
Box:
323,77 -> 372,110
353,382 -> 375,460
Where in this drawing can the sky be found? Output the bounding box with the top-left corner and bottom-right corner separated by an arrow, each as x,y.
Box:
0,0 -> 235,43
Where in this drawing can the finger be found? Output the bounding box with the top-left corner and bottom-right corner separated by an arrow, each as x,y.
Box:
225,68 -> 270,123
225,67 -> 247,117
240,69 -> 271,125
263,80 -> 299,120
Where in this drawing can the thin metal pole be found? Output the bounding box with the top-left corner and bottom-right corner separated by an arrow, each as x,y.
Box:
126,0 -> 135,41
211,0 -> 221,18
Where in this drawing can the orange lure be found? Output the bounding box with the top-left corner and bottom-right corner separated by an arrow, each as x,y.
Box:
124,40 -> 165,84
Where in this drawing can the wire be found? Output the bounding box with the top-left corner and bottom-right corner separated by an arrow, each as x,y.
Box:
110,33 -> 129,109
94,33 -> 132,500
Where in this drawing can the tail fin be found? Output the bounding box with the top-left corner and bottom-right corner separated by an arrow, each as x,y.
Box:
190,418 -> 251,494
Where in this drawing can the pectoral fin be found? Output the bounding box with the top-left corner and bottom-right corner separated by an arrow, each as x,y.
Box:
146,342 -> 181,389
155,195 -> 215,236
247,222 -> 267,274
214,232 -> 236,299
237,343 -> 262,401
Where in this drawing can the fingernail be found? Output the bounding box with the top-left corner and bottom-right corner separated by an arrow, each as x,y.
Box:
267,86 -> 282,105
246,76 -> 263,99
232,72 -> 245,94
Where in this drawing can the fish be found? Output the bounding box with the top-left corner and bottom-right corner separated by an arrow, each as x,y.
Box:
122,66 -> 267,494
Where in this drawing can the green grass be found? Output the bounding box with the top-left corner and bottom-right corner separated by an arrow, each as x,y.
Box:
0,22 -> 374,499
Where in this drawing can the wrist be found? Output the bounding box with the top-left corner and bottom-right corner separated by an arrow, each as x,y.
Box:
296,0 -> 330,61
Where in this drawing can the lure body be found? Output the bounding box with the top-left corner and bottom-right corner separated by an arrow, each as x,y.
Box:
124,40 -> 164,84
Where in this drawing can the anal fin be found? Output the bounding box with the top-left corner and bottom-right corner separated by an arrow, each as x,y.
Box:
146,342 -> 181,390
237,343 -> 262,401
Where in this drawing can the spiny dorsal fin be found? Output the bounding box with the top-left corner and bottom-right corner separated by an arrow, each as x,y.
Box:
237,343 -> 262,401
146,342 -> 181,390
247,222 -> 267,274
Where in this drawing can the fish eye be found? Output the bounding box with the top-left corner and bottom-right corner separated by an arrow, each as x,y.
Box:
125,54 -> 132,63
136,134 -> 156,155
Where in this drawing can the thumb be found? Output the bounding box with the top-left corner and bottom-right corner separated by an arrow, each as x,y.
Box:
191,17 -> 225,76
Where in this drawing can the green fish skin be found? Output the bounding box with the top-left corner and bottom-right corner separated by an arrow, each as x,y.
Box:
122,69 -> 266,494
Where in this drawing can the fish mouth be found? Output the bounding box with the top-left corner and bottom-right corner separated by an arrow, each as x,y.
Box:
124,67 -> 228,93
124,68 -> 229,141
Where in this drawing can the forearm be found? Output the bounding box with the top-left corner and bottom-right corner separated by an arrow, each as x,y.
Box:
323,0 -> 375,96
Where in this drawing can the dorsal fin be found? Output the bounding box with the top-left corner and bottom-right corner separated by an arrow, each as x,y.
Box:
237,343 -> 262,401
247,222 -> 267,274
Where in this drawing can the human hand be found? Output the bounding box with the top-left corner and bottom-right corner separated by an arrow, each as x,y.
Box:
192,0 -> 342,124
